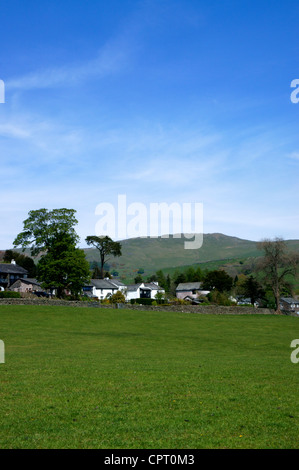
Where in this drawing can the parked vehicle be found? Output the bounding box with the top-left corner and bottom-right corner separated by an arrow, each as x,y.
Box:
32,291 -> 51,298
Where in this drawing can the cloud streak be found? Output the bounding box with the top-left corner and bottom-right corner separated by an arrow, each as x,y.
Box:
7,36 -> 132,91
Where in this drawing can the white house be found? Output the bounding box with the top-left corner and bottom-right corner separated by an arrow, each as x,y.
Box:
83,278 -> 126,300
126,282 -> 165,302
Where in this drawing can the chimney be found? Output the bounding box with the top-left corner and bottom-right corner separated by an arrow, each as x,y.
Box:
11,259 -> 16,265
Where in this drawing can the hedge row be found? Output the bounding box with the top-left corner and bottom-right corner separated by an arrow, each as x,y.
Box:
0,291 -> 21,298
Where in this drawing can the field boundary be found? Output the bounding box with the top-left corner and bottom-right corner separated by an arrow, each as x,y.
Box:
0,297 -> 279,315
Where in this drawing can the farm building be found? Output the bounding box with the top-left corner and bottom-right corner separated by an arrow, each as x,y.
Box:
176,282 -> 210,300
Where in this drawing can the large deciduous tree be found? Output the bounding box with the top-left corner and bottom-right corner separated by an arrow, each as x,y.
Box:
13,209 -> 90,298
85,235 -> 122,279
236,275 -> 264,306
257,238 -> 299,314
13,208 -> 79,255
202,269 -> 233,293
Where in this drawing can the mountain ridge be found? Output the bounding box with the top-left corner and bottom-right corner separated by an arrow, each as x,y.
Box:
83,233 -> 299,279
3,233 -> 299,280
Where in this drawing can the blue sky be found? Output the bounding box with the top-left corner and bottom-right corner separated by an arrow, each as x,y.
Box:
1,0 -> 299,249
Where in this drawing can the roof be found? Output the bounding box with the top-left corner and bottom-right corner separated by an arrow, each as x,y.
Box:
109,279 -> 125,287
126,284 -> 141,292
126,282 -> 164,292
176,282 -> 202,291
9,278 -> 42,290
0,263 -> 28,275
144,282 -> 164,290
281,297 -> 299,304
17,278 -> 41,286
89,279 -> 125,290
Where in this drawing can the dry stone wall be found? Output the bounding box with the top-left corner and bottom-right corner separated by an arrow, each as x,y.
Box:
0,298 -> 276,315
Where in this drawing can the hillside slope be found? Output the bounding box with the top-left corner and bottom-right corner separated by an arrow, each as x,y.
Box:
84,233 -> 299,279
5,233 -> 299,282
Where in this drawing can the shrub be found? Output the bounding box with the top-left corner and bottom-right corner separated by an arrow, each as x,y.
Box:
110,291 -> 126,303
170,298 -> 190,305
197,295 -> 209,304
208,290 -> 234,306
80,295 -> 98,302
154,292 -> 165,304
0,291 -> 21,298
135,298 -> 154,305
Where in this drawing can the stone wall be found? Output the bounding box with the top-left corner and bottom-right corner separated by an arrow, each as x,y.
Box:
117,303 -> 275,315
0,297 -> 277,315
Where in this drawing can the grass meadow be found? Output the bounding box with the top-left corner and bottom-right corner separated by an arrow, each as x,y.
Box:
0,305 -> 298,449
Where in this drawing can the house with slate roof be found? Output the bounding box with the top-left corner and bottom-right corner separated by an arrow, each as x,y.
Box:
125,282 -> 165,302
280,297 -> 299,314
176,281 -> 210,300
83,278 -> 126,300
83,279 -> 165,302
0,260 -> 28,289
8,278 -> 43,293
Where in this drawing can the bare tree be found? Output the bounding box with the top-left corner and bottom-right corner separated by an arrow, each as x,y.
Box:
257,238 -> 298,313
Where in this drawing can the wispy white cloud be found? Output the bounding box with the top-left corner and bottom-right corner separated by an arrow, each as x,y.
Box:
6,36 -> 133,91
0,92 -> 298,248
288,151 -> 299,160
0,123 -> 31,139
0,111 -> 86,164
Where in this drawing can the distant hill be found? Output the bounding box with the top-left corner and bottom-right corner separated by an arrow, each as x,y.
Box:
6,233 -> 299,283
83,233 -> 299,280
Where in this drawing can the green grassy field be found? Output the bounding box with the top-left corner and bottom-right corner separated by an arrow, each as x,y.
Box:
0,305 -> 298,449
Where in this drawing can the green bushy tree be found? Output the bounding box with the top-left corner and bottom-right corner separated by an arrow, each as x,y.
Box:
13,208 -> 90,298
